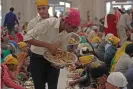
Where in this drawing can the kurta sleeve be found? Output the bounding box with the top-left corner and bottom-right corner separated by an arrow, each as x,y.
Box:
24,20 -> 49,41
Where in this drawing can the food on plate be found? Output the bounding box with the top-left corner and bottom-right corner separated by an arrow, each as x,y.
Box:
45,49 -> 74,64
68,38 -> 78,44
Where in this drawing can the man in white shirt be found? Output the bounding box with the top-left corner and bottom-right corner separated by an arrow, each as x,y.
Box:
24,0 -> 81,89
26,0 -> 49,32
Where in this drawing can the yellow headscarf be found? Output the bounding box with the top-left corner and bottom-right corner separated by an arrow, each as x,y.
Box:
18,42 -> 27,49
111,41 -> 132,72
91,36 -> 102,43
35,0 -> 48,6
108,36 -> 120,45
79,55 -> 94,65
5,55 -> 18,65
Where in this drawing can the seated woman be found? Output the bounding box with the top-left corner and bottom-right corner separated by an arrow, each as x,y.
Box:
104,36 -> 120,69
1,55 -> 25,89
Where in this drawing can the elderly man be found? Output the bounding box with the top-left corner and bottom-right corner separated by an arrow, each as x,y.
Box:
24,0 -> 80,89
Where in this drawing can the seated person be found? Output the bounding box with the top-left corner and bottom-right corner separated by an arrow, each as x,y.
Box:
1,55 -> 25,89
111,41 -> 132,72
91,36 -> 102,48
96,33 -> 114,61
68,61 -> 103,89
17,42 -> 29,81
106,72 -> 128,89
115,43 -> 133,74
88,61 -> 109,89
104,36 -> 120,69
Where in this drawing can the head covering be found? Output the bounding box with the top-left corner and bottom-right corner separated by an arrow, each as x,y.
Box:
105,33 -> 114,42
18,42 -> 27,49
108,36 -> 120,45
88,62 -> 109,79
1,49 -> 11,63
107,72 -> 128,88
91,36 -> 102,43
9,40 -> 18,49
35,0 -> 48,6
8,41 -> 18,54
111,41 -> 132,72
64,8 -> 80,27
125,43 -> 133,55
5,55 -> 18,65
79,55 -> 94,65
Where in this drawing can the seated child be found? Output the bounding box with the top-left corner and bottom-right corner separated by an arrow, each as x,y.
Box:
1,55 -> 25,89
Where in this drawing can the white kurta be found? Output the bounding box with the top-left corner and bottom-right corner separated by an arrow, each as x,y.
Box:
24,17 -> 72,55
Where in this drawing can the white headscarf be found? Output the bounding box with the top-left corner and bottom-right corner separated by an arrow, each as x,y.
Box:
107,72 -> 128,88
105,33 -> 114,42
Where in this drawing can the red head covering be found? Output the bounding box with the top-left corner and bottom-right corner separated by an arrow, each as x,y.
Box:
64,8 -> 80,27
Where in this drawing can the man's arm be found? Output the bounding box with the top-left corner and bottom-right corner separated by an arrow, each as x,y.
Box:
15,14 -> 19,26
24,20 -> 60,53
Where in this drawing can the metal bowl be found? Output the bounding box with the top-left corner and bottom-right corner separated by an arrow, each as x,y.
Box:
68,33 -> 81,45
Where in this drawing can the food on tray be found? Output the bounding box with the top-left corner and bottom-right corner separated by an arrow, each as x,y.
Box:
68,38 -> 77,44
45,49 -> 74,64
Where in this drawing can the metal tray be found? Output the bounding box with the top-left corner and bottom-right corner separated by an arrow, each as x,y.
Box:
43,51 -> 78,68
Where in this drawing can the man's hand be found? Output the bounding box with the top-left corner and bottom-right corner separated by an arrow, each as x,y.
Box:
48,41 -> 61,54
68,80 -> 78,87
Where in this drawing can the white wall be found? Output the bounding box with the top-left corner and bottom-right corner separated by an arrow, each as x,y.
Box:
1,0 -> 106,26
71,0 -> 106,23
1,0 -> 37,26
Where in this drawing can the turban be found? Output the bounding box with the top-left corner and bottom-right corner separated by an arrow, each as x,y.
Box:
5,55 -> 18,65
64,8 -> 80,27
36,0 -> 48,6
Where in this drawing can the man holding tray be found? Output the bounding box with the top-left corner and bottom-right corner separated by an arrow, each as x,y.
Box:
24,0 -> 81,89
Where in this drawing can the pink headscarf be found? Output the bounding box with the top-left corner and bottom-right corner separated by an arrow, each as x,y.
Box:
64,8 -> 80,27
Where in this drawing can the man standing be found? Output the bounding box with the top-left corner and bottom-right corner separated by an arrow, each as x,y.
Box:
117,10 -> 133,45
24,0 -> 80,89
4,7 -> 19,37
